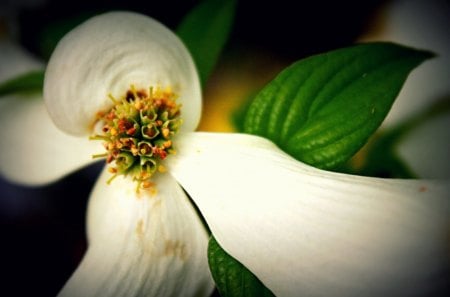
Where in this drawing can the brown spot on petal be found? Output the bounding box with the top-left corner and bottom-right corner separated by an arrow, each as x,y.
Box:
136,219 -> 144,238
419,185 -> 428,192
164,240 -> 188,261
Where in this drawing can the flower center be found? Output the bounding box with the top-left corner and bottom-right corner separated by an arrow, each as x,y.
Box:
91,86 -> 181,192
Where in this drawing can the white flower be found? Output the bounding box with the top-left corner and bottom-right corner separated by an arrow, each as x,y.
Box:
1,11 -> 449,297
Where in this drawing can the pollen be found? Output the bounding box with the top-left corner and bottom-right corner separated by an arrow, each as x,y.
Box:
91,85 -> 182,192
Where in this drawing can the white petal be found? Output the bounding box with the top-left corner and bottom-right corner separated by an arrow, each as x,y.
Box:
44,11 -> 201,136
396,111 -> 450,178
58,168 -> 214,297
0,96 -> 102,185
0,40 -> 43,82
169,132 -> 450,297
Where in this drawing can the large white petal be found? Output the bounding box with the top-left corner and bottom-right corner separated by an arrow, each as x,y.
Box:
44,11 -> 201,136
58,168 -> 214,297
169,132 -> 450,297
0,96 -> 102,185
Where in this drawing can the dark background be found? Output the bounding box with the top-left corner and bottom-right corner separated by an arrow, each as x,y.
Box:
1,0 -> 386,296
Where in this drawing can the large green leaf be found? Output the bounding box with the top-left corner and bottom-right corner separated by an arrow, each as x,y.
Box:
244,42 -> 433,170
0,70 -> 44,97
177,0 -> 236,86
208,236 -> 275,297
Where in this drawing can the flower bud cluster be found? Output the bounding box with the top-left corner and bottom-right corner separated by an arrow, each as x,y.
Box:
91,86 -> 181,191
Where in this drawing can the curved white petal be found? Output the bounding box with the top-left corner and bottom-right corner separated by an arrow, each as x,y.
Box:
396,111 -> 450,178
169,132 -> 450,297
0,40 -> 43,82
0,96 -> 102,185
44,11 -> 201,136
58,168 -> 214,297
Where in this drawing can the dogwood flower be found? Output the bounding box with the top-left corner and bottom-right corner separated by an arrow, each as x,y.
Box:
0,11 -> 449,297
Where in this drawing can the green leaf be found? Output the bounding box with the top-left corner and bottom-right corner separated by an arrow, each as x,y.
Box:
208,236 -> 275,297
177,0 -> 236,86
0,70 -> 44,97
243,42 -> 434,170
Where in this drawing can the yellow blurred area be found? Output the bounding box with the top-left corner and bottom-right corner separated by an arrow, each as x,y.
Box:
197,2 -> 390,133
198,49 -> 288,132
